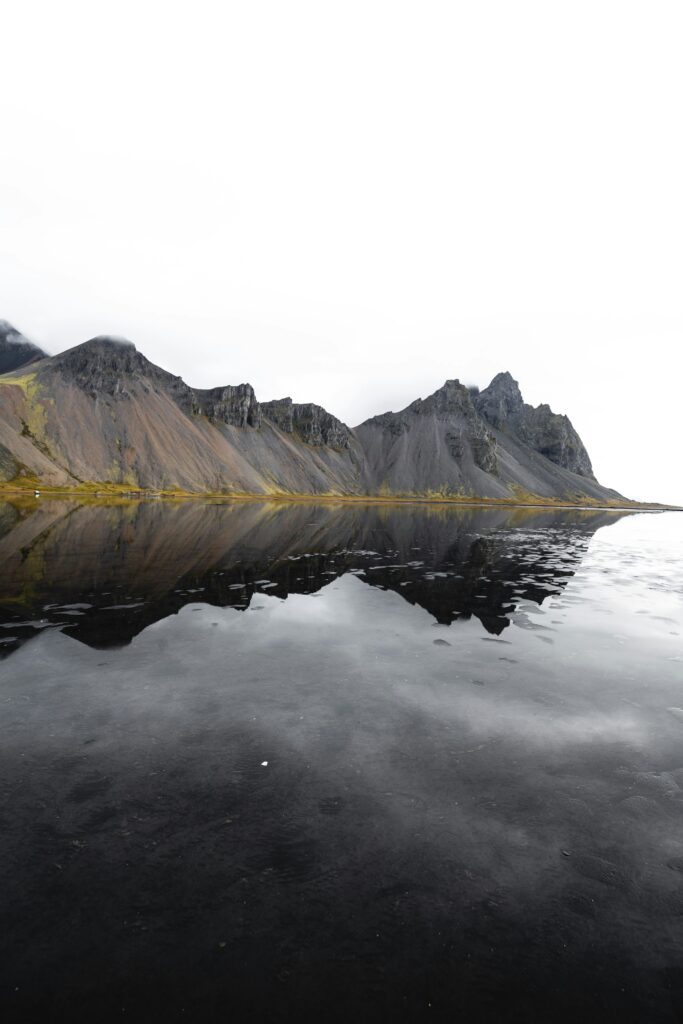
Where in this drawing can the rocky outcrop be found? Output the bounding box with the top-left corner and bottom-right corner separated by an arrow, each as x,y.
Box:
195,385 -> 262,428
262,397 -> 352,449
49,336 -> 192,403
0,321 -> 47,375
473,371 -> 525,428
474,372 -> 594,478
48,337 -> 265,430
410,380 -> 498,473
261,398 -> 295,433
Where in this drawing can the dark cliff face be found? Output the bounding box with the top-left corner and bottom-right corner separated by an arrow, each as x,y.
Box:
45,337 -> 352,448
473,371 -> 525,428
474,372 -> 595,478
50,337 -> 171,394
49,339 -> 354,441
194,385 -> 262,428
47,337 -> 262,428
0,321 -> 47,375
262,397 -> 352,449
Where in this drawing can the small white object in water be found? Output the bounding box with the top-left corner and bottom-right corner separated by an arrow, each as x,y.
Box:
261,761 -> 268,767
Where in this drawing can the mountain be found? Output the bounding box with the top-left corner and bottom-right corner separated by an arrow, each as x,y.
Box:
473,371 -> 594,476
0,334 -> 363,493
0,323 -> 625,503
355,377 -> 620,503
0,320 -> 47,374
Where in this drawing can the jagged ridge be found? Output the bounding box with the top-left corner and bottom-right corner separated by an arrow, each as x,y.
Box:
0,323 -> 624,502
474,372 -> 594,477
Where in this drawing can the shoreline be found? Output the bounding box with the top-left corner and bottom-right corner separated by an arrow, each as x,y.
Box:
0,483 -> 679,513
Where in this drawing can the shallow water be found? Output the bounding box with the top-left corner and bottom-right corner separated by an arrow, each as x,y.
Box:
1,499 -> 682,1022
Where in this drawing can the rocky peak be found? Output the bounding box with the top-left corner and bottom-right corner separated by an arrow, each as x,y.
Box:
49,336 -> 182,398
408,379 -> 476,418
474,371 -> 594,478
362,380 -> 477,434
474,372 -> 525,428
0,320 -> 47,375
39,334 -> 265,429
359,379 -> 498,473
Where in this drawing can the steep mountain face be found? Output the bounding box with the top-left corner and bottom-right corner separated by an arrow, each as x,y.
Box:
195,385 -> 262,428
0,321 -> 47,375
474,372 -> 594,477
0,326 -> 625,502
0,336 -> 362,493
354,377 -> 621,503
355,380 -> 501,495
261,397 -> 352,448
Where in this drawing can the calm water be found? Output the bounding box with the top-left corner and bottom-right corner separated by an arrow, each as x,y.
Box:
1,499 -> 682,1022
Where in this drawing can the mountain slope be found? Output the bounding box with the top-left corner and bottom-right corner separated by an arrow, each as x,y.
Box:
0,336 -> 362,492
0,327 -> 625,502
354,378 -> 622,503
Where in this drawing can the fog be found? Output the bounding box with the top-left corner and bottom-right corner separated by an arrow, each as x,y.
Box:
1,1 -> 681,503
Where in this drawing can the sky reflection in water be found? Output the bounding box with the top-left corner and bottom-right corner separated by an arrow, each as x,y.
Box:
0,500 -> 682,1022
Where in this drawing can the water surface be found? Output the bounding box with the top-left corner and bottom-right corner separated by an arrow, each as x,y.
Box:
1,499 -> 682,1021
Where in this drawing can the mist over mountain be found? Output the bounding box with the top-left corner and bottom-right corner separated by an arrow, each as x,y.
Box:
0,323 -> 626,503
0,320 -> 47,375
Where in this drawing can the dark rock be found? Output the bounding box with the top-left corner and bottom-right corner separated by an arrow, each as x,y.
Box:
474,371 -> 525,428
195,385 -> 261,428
360,409 -> 409,437
406,378 -> 478,418
261,397 -> 295,433
263,397 -> 352,449
50,336 -> 183,400
474,372 -> 594,478
0,320 -> 47,375
364,380 -> 498,473
48,337 -> 263,428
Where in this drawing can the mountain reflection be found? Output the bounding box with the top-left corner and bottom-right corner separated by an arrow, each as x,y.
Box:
0,497 -> 631,655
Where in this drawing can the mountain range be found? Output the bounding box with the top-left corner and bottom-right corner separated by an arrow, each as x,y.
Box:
0,320 -> 625,503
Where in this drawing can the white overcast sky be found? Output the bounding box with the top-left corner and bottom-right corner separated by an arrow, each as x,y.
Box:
1,0 -> 681,503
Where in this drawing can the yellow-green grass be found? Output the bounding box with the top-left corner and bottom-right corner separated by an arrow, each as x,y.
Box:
0,372 -> 37,393
0,478 -> 678,511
